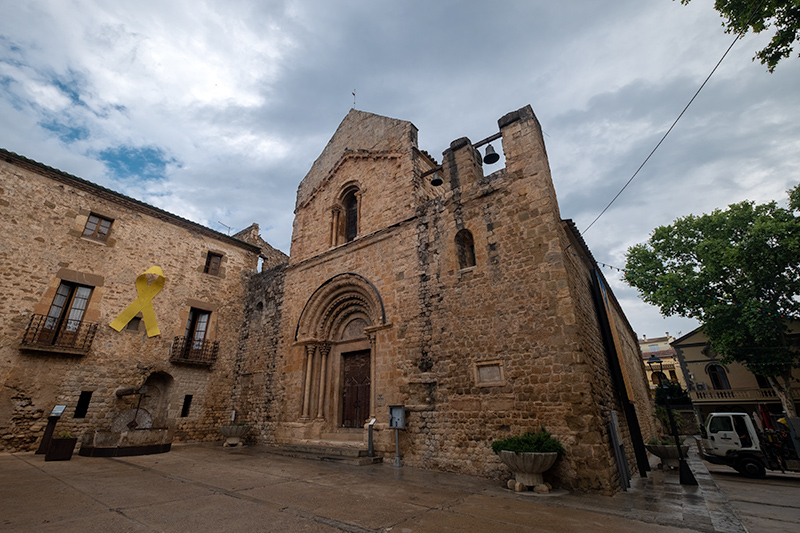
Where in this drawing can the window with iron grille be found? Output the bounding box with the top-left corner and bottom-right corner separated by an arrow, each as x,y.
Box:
170,307 -> 218,364
204,252 -> 222,276
82,214 -> 113,242
21,280 -> 98,353
44,281 -> 92,340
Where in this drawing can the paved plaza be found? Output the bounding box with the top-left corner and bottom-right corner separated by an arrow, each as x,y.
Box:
1,444 -> 754,532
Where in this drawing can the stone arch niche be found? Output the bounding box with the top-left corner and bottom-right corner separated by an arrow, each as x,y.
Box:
295,273 -> 385,433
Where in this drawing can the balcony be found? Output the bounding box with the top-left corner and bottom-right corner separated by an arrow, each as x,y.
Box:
20,314 -> 98,355
169,336 -> 219,366
690,386 -> 800,404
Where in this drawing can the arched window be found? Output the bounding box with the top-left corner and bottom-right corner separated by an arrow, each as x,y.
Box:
455,229 -> 476,269
343,189 -> 358,243
651,371 -> 667,386
707,364 -> 731,390
754,374 -> 771,389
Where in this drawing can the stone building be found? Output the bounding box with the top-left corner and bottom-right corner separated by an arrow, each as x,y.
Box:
1,105 -> 655,493
0,149 -> 284,454
237,105 -> 656,492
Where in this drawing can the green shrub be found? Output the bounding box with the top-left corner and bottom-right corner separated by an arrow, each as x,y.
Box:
491,429 -> 564,455
654,406 -> 686,435
647,436 -> 679,446
654,382 -> 691,406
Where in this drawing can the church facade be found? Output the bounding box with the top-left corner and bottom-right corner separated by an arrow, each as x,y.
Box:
1,105 -> 655,493
236,105 -> 655,492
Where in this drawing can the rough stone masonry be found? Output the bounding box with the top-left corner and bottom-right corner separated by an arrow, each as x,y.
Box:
0,105 -> 655,493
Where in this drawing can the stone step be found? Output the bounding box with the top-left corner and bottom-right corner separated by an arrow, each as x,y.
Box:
267,443 -> 382,466
321,431 -> 363,442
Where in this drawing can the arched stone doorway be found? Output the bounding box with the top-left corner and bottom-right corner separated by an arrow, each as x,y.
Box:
295,273 -> 385,433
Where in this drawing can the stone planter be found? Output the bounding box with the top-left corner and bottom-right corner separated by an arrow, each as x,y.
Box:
498,450 -> 558,488
45,437 -> 78,461
645,443 -> 690,469
219,425 -> 250,447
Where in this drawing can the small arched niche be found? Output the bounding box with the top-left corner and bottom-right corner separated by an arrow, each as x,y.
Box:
455,228 -> 476,269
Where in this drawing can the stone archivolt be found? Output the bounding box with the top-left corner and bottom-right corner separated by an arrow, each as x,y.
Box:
295,273 -> 385,343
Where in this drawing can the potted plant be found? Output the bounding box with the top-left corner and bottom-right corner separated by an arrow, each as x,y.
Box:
492,429 -> 564,492
219,422 -> 250,447
45,431 -> 78,461
645,407 -> 689,469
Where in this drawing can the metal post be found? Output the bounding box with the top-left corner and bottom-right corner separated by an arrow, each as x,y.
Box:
664,390 -> 697,485
648,355 -> 697,486
36,416 -> 60,454
393,428 -> 402,467
368,418 -> 375,457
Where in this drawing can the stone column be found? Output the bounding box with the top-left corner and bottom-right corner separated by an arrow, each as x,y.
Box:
368,333 -> 377,420
331,207 -> 340,247
316,343 -> 330,419
301,344 -> 315,419
355,191 -> 362,237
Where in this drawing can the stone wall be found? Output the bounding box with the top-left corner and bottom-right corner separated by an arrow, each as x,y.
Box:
244,105 -> 655,493
0,153 -> 260,451
233,263 -> 287,442
0,104 -> 655,493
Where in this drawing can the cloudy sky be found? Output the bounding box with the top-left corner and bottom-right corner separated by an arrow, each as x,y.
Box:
2,0 -> 799,340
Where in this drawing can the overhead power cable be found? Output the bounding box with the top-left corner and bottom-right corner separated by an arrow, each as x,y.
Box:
582,18 -> 754,234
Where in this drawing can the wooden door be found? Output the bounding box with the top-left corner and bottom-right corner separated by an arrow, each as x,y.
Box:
341,350 -> 370,428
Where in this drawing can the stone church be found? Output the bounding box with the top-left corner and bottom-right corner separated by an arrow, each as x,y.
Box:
0,105 -> 655,493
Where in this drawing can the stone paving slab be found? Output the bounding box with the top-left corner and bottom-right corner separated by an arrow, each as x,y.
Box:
0,443 -> 748,532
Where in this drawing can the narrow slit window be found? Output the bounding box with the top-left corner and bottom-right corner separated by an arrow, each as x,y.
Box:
181,395 -> 193,417
74,391 -> 93,418
455,229 -> 476,269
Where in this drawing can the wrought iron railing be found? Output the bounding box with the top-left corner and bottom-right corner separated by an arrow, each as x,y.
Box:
690,386 -> 800,403
170,336 -> 219,365
20,314 -> 98,353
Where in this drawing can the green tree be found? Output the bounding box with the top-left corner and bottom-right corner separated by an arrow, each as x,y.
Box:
625,186 -> 800,416
680,0 -> 800,72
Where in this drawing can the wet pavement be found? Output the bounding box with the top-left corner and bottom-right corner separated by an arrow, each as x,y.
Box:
1,443 -> 749,532
704,463 -> 800,533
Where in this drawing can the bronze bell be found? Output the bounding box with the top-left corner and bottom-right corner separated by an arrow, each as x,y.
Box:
483,143 -> 500,164
430,171 -> 443,187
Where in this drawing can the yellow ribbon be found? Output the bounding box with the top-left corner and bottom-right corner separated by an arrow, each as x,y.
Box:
109,266 -> 165,337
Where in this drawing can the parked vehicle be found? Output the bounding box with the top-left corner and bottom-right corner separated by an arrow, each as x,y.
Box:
701,411 -> 800,478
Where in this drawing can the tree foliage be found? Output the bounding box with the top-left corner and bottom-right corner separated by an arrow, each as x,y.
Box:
681,0 -> 800,72
625,186 -> 800,414
654,381 -> 692,406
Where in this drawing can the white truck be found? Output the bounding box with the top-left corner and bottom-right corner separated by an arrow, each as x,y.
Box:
701,412 -> 800,478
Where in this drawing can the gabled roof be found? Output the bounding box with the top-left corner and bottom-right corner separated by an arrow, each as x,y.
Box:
672,326 -> 706,346
1,148 -> 260,253
295,109 -> 417,210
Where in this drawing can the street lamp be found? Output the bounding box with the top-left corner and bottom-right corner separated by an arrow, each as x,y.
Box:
647,355 -> 697,486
